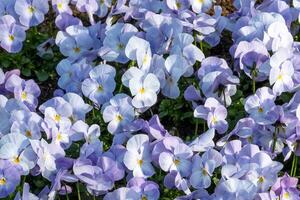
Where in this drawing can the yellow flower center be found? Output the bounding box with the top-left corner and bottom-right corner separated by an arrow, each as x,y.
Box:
99,0 -> 105,4
258,176 -> 264,183
167,76 -> 173,84
202,168 -> 208,175
137,159 -> 143,166
115,114 -> 123,122
57,3 -> 63,10
117,43 -> 124,50
28,6 -> 35,13
258,107 -> 264,113
176,2 -> 181,9
197,0 -> 204,3
143,55 -> 149,65
97,85 -> 103,92
57,132 -> 62,141
141,196 -> 148,200
283,192 -> 289,199
174,159 -> 180,166
69,116 -> 75,123
0,178 -> 6,185
139,87 -> 145,94
54,114 -> 61,122
211,116 -> 218,124
13,156 -> 21,164
25,130 -> 32,137
21,91 -> 27,100
8,34 -> 14,41
277,74 -> 283,81
73,47 -> 81,53
247,136 -> 253,143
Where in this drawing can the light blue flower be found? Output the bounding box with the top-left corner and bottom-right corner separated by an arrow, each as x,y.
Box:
14,0 -> 49,27
96,0 -> 111,18
123,134 -> 155,178
52,0 -> 72,14
190,0 -> 212,13
63,92 -> 92,121
0,133 -> 36,175
170,33 -> 204,66
0,95 -> 29,135
56,58 -> 92,93
197,57 -> 239,106
43,105 -> 72,129
72,120 -> 100,143
159,139 -> 193,177
99,23 -> 138,63
244,87 -> 279,125
189,149 -> 222,189
265,21 -> 293,52
102,94 -> 135,134
0,0 -> 16,17
104,187 -> 139,200
82,64 -> 116,106
55,25 -> 94,60
194,98 -> 228,134
0,15 -> 26,53
10,110 -> 43,139
125,36 -> 152,72
269,48 -> 294,95
127,69 -> 160,109
143,12 -> 183,54
189,128 -> 215,152
0,160 -> 21,198
30,139 -> 65,180
214,178 -> 257,200
162,54 -> 188,99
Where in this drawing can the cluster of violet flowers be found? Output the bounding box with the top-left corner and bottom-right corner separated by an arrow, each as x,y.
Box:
0,0 -> 300,199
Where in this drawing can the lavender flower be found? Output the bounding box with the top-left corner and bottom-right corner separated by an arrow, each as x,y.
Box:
0,160 -> 21,198
5,74 -> 40,111
190,149 -> 222,189
194,98 -> 228,134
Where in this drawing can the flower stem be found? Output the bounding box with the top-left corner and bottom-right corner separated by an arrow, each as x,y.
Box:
203,121 -> 206,132
19,175 -> 26,192
252,79 -> 256,94
291,153 -> 296,176
223,89 -> 226,107
149,108 -> 154,116
64,184 -> 69,200
76,182 -> 81,200
200,41 -> 204,52
294,156 -> 298,177
194,119 -> 199,137
272,127 -> 278,153
292,154 -> 298,177
251,70 -> 256,94
118,84 -> 123,93
92,108 -> 95,119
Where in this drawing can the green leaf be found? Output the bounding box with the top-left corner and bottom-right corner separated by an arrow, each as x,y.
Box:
35,70 -> 49,82
1,60 -> 10,68
22,68 -> 31,77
